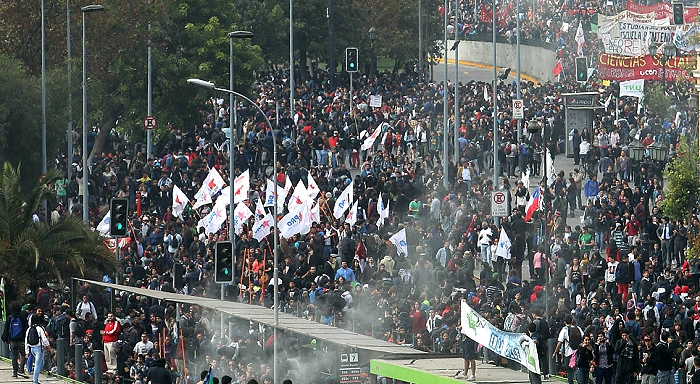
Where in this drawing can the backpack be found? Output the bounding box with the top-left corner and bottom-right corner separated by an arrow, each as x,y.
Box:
169,234 -> 180,249
27,325 -> 40,345
8,316 -> 24,341
568,326 -> 582,349
72,318 -> 86,338
48,313 -> 69,339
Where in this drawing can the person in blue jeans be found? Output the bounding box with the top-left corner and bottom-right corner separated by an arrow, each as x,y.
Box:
575,336 -> 594,384
24,316 -> 49,384
592,331 -> 615,384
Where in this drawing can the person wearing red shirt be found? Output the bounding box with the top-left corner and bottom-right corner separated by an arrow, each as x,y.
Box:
101,312 -> 122,373
410,302 -> 427,334
625,214 -> 641,246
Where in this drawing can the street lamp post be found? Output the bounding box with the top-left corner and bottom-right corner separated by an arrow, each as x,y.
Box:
226,29 -> 253,339
369,27 -> 376,79
67,0 -> 73,180
649,43 -> 677,91
454,1 -> 460,163
81,4 -> 105,225
187,78 -> 279,384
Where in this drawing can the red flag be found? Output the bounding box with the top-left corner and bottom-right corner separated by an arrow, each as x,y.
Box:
553,60 -> 563,77
136,193 -> 142,218
464,216 -> 476,237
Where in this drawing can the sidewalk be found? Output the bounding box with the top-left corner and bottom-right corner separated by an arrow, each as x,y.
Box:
0,358 -> 75,384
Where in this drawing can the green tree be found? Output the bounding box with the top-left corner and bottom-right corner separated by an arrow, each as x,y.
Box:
659,136 -> 700,221
644,83 -> 674,118
0,163 -> 115,300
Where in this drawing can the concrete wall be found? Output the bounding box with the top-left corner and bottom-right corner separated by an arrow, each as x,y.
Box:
447,39 -> 558,83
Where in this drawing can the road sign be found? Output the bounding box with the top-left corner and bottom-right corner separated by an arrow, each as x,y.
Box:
340,352 -> 360,384
491,191 -> 508,217
513,99 -> 524,119
143,115 -> 157,130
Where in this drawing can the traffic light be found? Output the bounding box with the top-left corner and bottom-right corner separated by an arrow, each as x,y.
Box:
109,198 -> 128,237
345,47 -> 359,73
673,3 -> 684,25
575,57 -> 588,82
173,263 -> 185,290
215,241 -> 234,283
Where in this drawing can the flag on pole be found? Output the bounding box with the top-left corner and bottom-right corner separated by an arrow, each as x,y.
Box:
378,199 -> 390,227
520,169 -> 530,191
255,198 -> 266,218
172,185 -> 190,218
553,60 -> 563,78
252,212 -> 273,242
300,201 -> 314,235
361,125 -> 383,151
197,202 -> 227,235
193,184 -> 213,210
233,169 -> 250,204
603,93 -> 613,110
233,202 -> 254,234
575,21 -> 585,55
345,200 -> 359,227
202,167 -> 226,196
333,181 -> 354,219
524,187 -> 542,221
546,148 -> 556,187
495,228 -> 512,260
264,179 -> 277,207
289,180 -> 309,212
279,204 -> 305,239
96,211 -> 110,236
309,202 -> 321,224
307,173 -> 320,200
389,228 -> 408,257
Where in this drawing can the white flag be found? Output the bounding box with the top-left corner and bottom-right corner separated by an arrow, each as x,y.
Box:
333,181 -> 354,219
520,169 -> 530,191
252,212 -> 273,242
264,179 -> 277,207
575,21 -> 585,56
361,125 -> 383,151
307,173 -> 320,200
546,148 -> 556,188
619,79 -> 645,99
172,185 -> 190,218
389,228 -> 408,257
197,202 -> 227,235
202,167 -> 226,196
289,180 -> 309,213
279,204 -> 306,239
378,199 -> 390,227
277,176 -> 292,211
309,202 -> 321,224
495,228 -> 512,260
233,202 -> 254,234
97,211 -> 111,236
233,169 -> 250,204
300,201 -> 313,235
345,200 -> 359,227
255,199 -> 266,219
193,184 -> 213,210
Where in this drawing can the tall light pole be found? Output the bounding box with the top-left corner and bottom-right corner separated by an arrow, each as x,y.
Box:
454,1 -> 460,163
226,31 -> 253,337
290,0 -> 295,141
369,27 -> 377,79
147,0 -> 153,160
492,0 -> 499,188
187,78 -> 279,384
516,0 -> 522,141
41,0 -> 47,177
443,0 -> 449,189
67,0 -> 73,180
82,4 -> 105,225
418,0 -> 423,83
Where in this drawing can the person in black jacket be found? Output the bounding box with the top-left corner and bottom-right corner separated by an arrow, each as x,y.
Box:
592,331 -> 615,384
615,328 -> 640,384
575,335 -> 595,384
656,331 -> 675,384
2,302 -> 28,377
640,335 -> 660,384
145,358 -> 172,384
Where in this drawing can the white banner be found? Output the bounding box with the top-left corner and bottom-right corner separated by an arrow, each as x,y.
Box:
601,35 -> 649,56
674,24 -> 700,52
597,10 -> 659,37
389,228 -> 408,257
620,79 -> 645,98
615,21 -> 675,43
369,95 -> 382,108
461,302 -> 541,374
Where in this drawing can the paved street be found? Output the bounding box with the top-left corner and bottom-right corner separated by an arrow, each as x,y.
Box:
0,358 -> 71,384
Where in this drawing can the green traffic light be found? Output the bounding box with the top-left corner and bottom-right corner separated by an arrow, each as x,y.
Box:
224,268 -> 229,275
116,223 -> 123,230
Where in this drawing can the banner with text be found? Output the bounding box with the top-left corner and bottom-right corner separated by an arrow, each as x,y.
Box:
614,21 -> 675,43
602,35 -> 649,56
674,24 -> 700,52
460,302 -> 541,374
620,79 -> 645,98
597,11 -> 664,37
597,53 -> 691,81
626,0 -> 699,22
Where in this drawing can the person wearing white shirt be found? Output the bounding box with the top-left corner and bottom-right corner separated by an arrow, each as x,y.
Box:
579,138 -> 590,156
426,309 -> 443,333
478,222 -> 493,266
25,317 -> 50,384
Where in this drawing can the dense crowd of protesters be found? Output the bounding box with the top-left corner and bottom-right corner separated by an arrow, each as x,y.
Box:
9,1 -> 700,383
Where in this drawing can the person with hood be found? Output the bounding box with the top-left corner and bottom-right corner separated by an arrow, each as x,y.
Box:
378,255 -> 395,276
3,301 -> 28,377
146,358 -> 172,384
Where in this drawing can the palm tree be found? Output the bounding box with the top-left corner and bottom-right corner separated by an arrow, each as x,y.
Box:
0,162 -> 115,300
